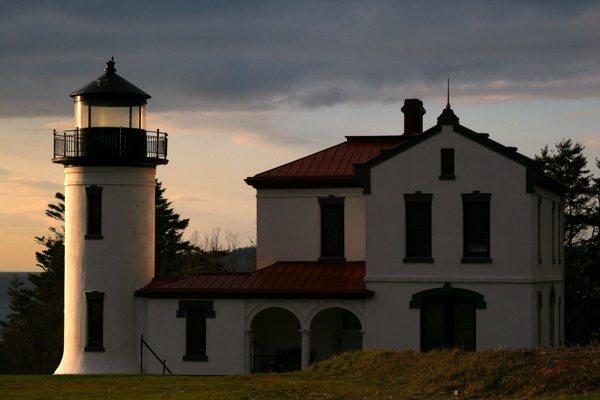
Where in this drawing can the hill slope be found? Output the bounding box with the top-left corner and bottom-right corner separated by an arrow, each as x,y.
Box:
0,346 -> 598,400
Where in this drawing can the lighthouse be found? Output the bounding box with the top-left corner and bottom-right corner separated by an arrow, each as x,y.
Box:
53,59 -> 168,374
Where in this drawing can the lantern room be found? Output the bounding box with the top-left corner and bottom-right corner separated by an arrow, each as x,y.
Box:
52,58 -> 167,166
71,58 -> 148,129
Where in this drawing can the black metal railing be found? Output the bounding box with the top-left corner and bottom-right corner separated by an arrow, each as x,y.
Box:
140,334 -> 172,374
52,127 -> 168,164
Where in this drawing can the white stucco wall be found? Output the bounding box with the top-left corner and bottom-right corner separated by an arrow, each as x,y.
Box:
56,166 -> 155,374
140,297 -> 365,375
256,188 -> 365,268
364,281 -> 535,350
141,299 -> 246,375
366,125 -> 534,280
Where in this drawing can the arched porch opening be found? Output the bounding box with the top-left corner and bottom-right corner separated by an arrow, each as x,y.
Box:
309,307 -> 363,364
410,284 -> 486,352
250,307 -> 301,373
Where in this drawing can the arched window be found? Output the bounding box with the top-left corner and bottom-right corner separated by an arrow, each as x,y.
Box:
410,284 -> 486,352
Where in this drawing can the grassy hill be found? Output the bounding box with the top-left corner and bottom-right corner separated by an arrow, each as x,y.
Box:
0,346 -> 598,399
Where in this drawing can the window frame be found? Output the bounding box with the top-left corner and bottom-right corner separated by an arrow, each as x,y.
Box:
177,300 -> 215,361
403,192 -> 433,263
319,196 -> 345,261
85,185 -> 103,240
439,148 -> 455,180
85,291 -> 105,352
461,192 -> 492,263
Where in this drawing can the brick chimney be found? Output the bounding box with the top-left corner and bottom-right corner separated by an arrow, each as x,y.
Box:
401,99 -> 426,135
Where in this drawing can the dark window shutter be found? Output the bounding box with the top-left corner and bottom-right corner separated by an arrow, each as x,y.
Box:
405,200 -> 432,257
320,198 -> 344,258
462,194 -> 491,258
186,308 -> 207,356
85,292 -> 104,351
86,186 -> 102,236
441,148 -> 455,176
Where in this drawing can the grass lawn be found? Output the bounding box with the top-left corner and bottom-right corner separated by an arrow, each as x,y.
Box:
1,347 -> 598,400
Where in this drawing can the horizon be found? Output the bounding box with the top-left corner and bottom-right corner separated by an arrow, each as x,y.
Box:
1,1 -> 599,272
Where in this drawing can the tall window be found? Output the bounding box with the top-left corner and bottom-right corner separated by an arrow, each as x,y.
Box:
537,196 -> 542,264
537,291 -> 543,346
86,185 -> 103,239
552,202 -> 556,264
178,300 -> 215,361
319,197 -> 345,259
462,192 -> 491,261
549,286 -> 556,346
85,291 -> 104,352
440,148 -> 455,179
404,193 -> 433,262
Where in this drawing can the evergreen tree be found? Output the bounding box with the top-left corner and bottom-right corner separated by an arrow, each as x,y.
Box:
154,180 -> 203,276
0,193 -> 64,373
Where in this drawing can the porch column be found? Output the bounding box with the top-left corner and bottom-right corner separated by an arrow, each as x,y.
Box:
300,329 -> 311,370
244,329 -> 253,374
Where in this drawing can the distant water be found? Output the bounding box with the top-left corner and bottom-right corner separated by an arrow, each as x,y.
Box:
0,272 -> 35,321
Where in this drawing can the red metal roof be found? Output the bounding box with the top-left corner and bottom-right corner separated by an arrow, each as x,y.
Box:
245,135 -> 407,188
135,261 -> 372,299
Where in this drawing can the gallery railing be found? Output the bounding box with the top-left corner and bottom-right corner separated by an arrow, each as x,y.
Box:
52,127 -> 168,164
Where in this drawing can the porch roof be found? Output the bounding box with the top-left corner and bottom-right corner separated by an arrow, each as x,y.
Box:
135,261 -> 373,299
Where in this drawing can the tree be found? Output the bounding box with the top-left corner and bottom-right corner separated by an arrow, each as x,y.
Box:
0,193 -> 64,373
155,181 -> 203,277
536,140 -> 600,344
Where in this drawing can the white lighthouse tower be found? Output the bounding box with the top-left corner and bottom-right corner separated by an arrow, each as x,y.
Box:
53,58 -> 168,374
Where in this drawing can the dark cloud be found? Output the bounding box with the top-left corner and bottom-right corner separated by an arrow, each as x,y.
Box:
1,1 -> 599,117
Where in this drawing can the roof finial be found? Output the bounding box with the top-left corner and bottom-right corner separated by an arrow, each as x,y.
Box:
105,57 -> 116,73
446,77 -> 450,109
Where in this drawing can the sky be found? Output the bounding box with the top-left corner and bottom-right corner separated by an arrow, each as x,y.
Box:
1,1 -> 599,271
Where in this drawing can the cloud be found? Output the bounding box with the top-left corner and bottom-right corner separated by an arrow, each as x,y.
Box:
3,177 -> 62,192
1,1 -> 600,118
0,168 -> 9,178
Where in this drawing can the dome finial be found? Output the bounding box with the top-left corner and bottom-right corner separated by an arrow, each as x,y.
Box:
105,57 -> 116,73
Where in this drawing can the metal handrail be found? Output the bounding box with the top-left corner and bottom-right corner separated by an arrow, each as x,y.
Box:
252,340 -> 275,373
140,334 -> 172,374
52,127 -> 168,160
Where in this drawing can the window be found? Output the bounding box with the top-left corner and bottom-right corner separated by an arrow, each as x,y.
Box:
440,148 -> 455,179
537,291 -> 543,346
86,186 -> 103,239
557,205 -> 562,264
404,192 -> 433,262
552,202 -> 556,264
462,192 -> 491,262
177,300 -> 215,361
85,291 -> 104,352
537,196 -> 542,264
319,197 -> 345,259
549,286 -> 556,346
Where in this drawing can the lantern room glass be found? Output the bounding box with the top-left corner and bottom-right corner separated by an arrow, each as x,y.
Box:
74,96 -> 146,129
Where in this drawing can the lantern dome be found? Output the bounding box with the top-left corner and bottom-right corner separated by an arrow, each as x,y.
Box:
70,57 -> 150,101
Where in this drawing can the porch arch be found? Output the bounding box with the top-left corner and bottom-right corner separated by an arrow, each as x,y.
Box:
248,306 -> 302,373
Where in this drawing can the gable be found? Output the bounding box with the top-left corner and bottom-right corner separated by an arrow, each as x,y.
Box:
355,122 -> 566,196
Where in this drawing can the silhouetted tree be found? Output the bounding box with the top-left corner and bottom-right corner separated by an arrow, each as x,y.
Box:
0,193 -> 64,373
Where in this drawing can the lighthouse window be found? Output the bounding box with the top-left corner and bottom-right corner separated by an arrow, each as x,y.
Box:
85,291 -> 105,352
86,186 -> 103,239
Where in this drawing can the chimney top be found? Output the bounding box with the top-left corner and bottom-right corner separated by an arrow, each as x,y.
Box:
401,99 -> 426,135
